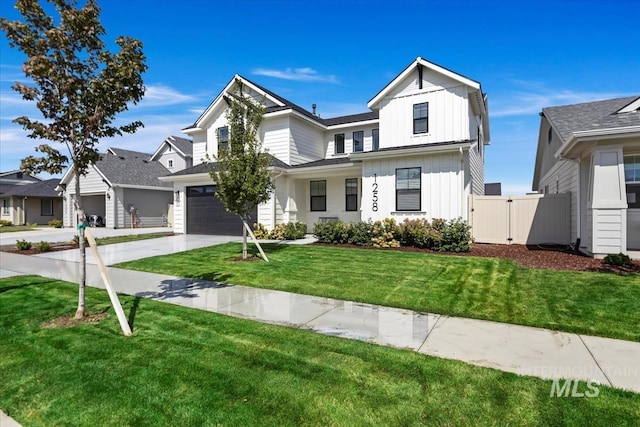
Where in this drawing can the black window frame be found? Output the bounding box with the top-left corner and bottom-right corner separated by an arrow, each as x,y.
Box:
310,180 -> 327,212
217,126 -> 229,151
167,159 -> 174,168
353,131 -> 364,152
372,128 -> 379,151
548,127 -> 553,145
396,167 -> 421,211
345,178 -> 358,211
334,133 -> 345,154
413,102 -> 429,134
625,155 -> 640,208
41,199 -> 53,216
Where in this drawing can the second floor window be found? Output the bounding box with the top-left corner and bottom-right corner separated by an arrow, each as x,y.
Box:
335,133 -> 345,154
353,131 -> 363,152
167,159 -> 174,168
217,126 -> 229,151
372,129 -> 379,151
413,102 -> 428,134
310,180 -> 326,211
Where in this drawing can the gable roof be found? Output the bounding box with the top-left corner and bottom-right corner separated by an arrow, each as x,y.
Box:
167,154 -> 291,178
150,135 -> 194,161
367,57 -> 482,109
1,179 -> 61,198
96,149 -> 172,188
542,95 -> 640,142
60,147 -> 172,189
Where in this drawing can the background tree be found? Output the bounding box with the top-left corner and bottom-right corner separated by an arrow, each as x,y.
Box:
208,79 -> 274,259
1,0 -> 147,318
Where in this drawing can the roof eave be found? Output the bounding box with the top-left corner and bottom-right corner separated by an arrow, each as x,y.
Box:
555,125 -> 640,158
350,142 -> 472,160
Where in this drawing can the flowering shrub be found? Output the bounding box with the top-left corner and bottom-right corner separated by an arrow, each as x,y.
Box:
253,222 -> 307,240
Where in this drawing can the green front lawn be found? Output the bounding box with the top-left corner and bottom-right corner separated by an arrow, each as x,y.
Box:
0,224 -> 37,233
117,243 -> 640,342
1,276 -> 638,426
94,232 -> 173,246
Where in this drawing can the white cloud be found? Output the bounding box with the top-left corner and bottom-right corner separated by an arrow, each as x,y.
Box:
491,83 -> 627,117
141,84 -> 199,107
252,67 -> 339,84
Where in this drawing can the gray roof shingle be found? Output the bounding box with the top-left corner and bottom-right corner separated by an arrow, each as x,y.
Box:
168,154 -> 291,177
167,135 -> 193,156
543,96 -> 640,142
1,179 -> 61,197
97,149 -> 172,188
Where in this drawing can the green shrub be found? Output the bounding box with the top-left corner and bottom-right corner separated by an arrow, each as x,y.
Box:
252,223 -> 270,239
348,220 -> 373,246
48,219 -> 63,228
36,241 -> 51,252
371,218 -> 400,248
16,239 -> 32,250
253,222 -> 307,240
604,253 -> 632,267
71,234 -> 89,246
0,219 -> 13,227
313,220 -> 350,244
432,218 -> 471,252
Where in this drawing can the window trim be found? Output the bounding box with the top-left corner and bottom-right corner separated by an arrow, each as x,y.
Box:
217,126 -> 229,152
167,159 -> 174,168
372,128 -> 379,151
310,180 -> 327,212
334,133 -> 345,154
345,178 -> 358,211
41,199 -> 54,216
395,167 -> 421,211
413,102 -> 429,134
353,131 -> 364,153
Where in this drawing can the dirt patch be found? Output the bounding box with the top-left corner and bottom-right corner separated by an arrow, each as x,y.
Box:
313,242 -> 640,274
40,312 -> 109,329
4,242 -> 78,255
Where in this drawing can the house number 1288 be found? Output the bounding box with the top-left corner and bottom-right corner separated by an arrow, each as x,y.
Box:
372,174 -> 378,212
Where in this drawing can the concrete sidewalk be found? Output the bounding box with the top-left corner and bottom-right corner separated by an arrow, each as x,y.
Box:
1,247 -> 638,395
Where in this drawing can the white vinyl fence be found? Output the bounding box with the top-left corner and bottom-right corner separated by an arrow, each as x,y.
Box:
468,194 -> 570,245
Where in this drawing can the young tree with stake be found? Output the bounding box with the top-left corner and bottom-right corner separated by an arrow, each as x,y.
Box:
208,79 -> 274,259
1,0 -> 147,318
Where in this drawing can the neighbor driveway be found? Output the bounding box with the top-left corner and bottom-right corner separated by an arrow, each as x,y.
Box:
0,226 -> 172,247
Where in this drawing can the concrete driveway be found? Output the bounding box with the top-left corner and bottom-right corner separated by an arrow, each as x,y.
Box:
0,226 -> 173,247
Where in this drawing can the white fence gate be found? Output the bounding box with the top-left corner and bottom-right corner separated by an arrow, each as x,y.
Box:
468,194 -> 571,245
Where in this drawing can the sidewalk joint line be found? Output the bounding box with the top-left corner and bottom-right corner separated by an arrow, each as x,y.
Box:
578,334 -> 613,387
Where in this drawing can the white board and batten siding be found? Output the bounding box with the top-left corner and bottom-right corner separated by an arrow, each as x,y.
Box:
361,152 -> 466,223
469,194 -> 571,245
260,116 -> 292,164
289,116 -> 325,165
378,67 -> 471,149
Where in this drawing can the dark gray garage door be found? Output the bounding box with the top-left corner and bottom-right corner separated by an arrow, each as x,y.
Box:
186,185 -> 256,235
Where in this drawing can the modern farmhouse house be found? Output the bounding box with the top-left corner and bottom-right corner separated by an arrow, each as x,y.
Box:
165,57 -> 490,235
532,96 -> 640,256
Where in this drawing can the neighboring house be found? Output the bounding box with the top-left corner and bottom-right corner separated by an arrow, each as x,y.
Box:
59,146 -> 178,228
532,96 -> 640,256
0,170 -> 41,195
149,135 -> 194,172
484,182 -> 502,196
164,57 -> 490,235
0,178 -> 62,225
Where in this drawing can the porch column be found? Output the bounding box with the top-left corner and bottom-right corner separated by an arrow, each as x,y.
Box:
588,146 -> 628,255
283,178 -> 297,223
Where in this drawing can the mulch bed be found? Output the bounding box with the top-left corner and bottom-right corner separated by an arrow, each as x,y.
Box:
2,242 -> 78,255
313,242 -> 640,274
40,312 -> 109,329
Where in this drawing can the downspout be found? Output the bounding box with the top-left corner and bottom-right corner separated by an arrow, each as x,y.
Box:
22,196 -> 27,225
459,147 -> 465,220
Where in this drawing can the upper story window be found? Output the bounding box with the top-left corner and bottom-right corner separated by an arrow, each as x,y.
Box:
396,167 -> 421,211
335,133 -> 345,154
548,127 -> 553,144
353,131 -> 364,152
217,126 -> 229,152
372,129 -> 379,151
167,159 -> 174,168
413,102 -> 428,134
310,180 -> 326,211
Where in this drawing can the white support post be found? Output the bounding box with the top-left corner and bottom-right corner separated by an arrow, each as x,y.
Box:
243,220 -> 269,262
85,228 -> 132,336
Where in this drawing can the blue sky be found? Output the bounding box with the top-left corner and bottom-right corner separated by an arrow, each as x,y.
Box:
1,0 -> 639,194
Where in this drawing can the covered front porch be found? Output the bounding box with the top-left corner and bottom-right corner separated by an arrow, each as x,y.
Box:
261,160 -> 363,232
